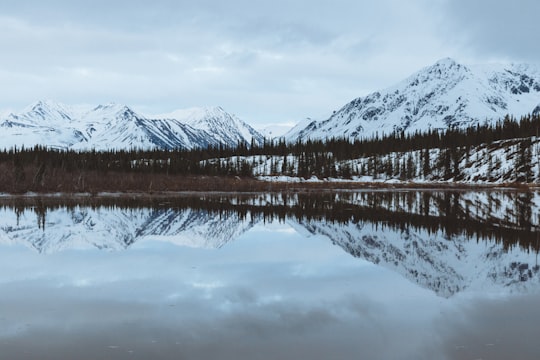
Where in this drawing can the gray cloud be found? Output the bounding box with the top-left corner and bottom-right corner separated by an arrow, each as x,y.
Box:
442,0 -> 540,62
0,0 -> 535,126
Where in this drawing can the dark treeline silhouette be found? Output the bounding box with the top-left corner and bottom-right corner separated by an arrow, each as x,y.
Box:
228,113 -> 540,159
0,113 -> 539,190
2,190 -> 540,253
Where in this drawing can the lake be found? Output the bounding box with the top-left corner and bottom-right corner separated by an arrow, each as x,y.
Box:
0,190 -> 539,359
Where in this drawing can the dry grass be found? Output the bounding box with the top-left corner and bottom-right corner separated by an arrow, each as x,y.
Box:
0,164 -> 537,195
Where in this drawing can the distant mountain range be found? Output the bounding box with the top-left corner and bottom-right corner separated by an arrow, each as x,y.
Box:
2,58 -> 540,150
286,58 -> 540,141
0,100 -> 264,150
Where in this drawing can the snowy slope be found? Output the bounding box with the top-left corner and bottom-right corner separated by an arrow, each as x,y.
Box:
73,103 -> 219,150
0,101 -> 263,150
155,106 -> 264,147
0,100 -> 88,149
287,58 -> 540,141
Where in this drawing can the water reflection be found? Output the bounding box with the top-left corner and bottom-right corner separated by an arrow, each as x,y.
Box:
1,191 -> 540,359
3,191 -> 540,247
1,191 -> 540,297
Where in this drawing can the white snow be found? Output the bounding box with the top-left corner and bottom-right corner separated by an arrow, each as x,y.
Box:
209,137 -> 540,184
257,123 -> 295,138
287,58 -> 540,142
153,106 -> 264,147
0,101 -> 264,150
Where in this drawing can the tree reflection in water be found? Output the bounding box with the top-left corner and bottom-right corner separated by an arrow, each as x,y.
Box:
2,190 -> 539,253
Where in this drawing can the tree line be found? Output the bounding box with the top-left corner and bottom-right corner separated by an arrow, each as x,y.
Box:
0,113 -> 539,182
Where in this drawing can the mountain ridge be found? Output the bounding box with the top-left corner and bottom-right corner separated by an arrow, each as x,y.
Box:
3,58 -> 540,149
0,100 -> 264,150
286,58 -> 540,141
153,106 -> 264,147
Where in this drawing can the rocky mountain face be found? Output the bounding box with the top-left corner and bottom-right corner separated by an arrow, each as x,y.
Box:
0,101 -> 264,150
154,106 -> 264,148
286,58 -> 540,141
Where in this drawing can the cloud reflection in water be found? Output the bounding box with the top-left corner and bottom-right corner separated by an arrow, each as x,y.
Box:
0,191 -> 540,359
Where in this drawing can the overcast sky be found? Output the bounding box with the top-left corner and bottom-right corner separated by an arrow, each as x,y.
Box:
0,0 -> 538,128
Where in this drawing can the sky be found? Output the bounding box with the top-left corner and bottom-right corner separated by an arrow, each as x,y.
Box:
0,0 -> 539,129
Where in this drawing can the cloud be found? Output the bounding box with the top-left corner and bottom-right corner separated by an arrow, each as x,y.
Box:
442,0 -> 540,62
0,0 -> 532,126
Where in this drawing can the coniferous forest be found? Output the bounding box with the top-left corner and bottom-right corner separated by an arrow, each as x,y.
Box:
1,113 -> 540,193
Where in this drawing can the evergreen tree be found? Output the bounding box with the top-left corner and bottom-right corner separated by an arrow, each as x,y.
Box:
423,148 -> 430,179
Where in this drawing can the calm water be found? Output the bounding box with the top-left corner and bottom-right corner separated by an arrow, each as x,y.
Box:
1,191 -> 540,360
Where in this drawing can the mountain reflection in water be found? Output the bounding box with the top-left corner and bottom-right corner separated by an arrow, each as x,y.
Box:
2,191 -> 540,360
1,190 -> 539,297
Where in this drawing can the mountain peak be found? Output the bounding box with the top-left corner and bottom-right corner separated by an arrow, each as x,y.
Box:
411,57 -> 470,83
433,57 -> 460,67
150,105 -> 263,146
0,101 -> 263,150
207,105 -> 225,113
89,103 -> 139,122
27,99 -> 67,112
287,58 -> 540,142
30,99 -> 58,108
155,106 -> 229,123
93,102 -> 132,112
20,100 -> 74,124
92,102 -> 121,111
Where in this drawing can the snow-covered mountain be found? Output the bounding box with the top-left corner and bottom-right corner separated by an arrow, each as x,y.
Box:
287,58 -> 540,141
154,107 -> 264,148
74,103 -> 218,150
0,100 -> 264,150
0,101 -> 88,149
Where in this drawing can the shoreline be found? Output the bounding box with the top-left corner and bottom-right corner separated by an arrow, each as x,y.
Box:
0,177 -> 538,197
